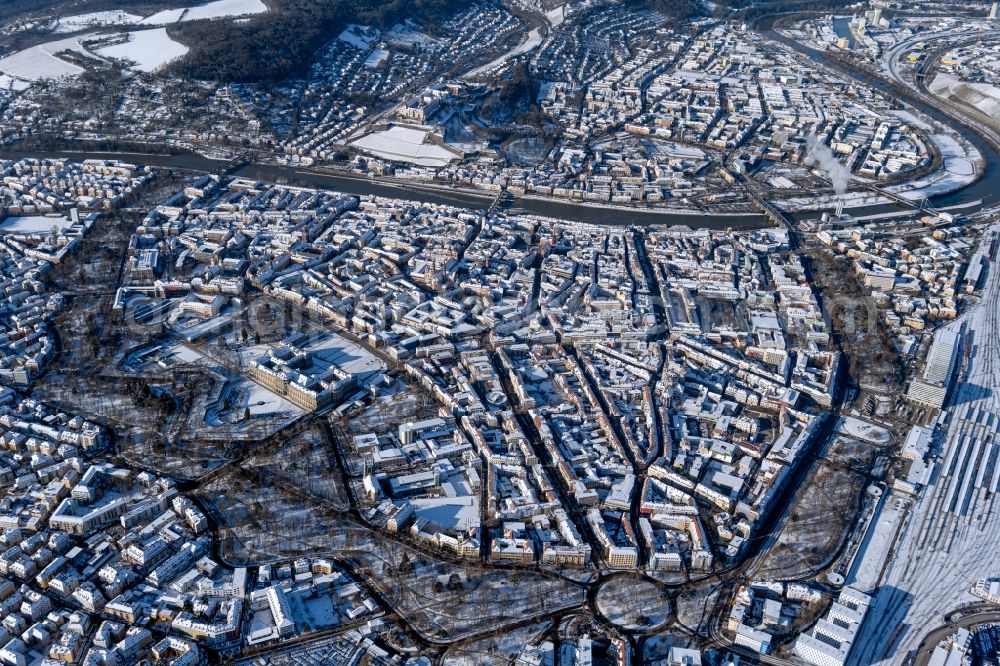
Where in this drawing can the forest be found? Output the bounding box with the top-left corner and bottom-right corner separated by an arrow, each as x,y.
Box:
167,0 -> 469,83
623,0 -> 705,19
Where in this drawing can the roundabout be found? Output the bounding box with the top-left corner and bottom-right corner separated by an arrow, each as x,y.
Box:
594,575 -> 673,633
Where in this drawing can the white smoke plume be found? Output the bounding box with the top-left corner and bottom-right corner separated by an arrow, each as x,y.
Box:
805,132 -> 851,195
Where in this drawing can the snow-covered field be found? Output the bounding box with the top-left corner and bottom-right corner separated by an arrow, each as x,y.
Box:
139,8 -> 186,24
180,0 -> 267,22
165,343 -> 304,424
887,132 -> 980,200
384,22 -> 439,48
95,28 -> 189,72
0,0 -> 265,82
141,0 -> 268,25
930,72 -> 1000,118
838,416 -> 892,444
303,334 -> 385,380
234,379 -> 303,419
890,109 -> 932,131
351,126 -> 461,167
0,35 -> 94,80
410,497 -> 479,531
657,141 -> 707,161
54,11 -> 142,33
0,74 -> 31,91
364,49 -> 389,69
338,24 -> 380,50
545,5 -> 566,28
0,215 -> 70,234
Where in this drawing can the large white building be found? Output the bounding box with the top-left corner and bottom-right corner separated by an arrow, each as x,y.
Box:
266,585 -> 296,638
794,587 -> 871,666
907,327 -> 961,408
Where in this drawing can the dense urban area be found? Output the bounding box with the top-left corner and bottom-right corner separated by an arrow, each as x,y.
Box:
0,0 -> 999,664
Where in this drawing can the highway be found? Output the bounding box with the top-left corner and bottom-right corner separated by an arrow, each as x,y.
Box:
893,29 -> 1000,153
762,21 -> 1000,214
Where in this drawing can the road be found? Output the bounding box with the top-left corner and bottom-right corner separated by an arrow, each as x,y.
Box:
687,20 -> 1000,661
912,609 -> 1000,666
883,29 -> 971,88
914,35 -> 1000,159
894,29 -> 1000,152
761,22 -> 1000,214
20,10 -> 1000,664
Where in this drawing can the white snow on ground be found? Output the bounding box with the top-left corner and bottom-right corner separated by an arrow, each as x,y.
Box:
409,497 -> 480,531
887,132 -> 980,200
0,34 -> 95,81
168,344 -> 204,364
364,49 -> 389,69
463,27 -> 545,80
302,334 -> 386,381
53,11 -> 142,33
957,81 -> 1000,116
166,343 -> 304,422
0,1 -> 265,83
545,5 -> 566,29
769,175 -> 799,189
932,133 -> 977,176
351,126 -> 461,167
0,215 -> 70,234
238,379 -> 303,418
890,109 -> 932,131
850,223 -> 1000,665
0,74 -> 31,91
594,578 -> 671,630
141,0 -> 267,25
929,72 -> 964,99
140,8 -> 186,24
178,0 -> 267,22
930,72 -> 1000,118
96,28 -> 189,72
838,416 -> 892,444
657,141 -> 707,160
338,24 -> 380,49
384,22 -> 439,48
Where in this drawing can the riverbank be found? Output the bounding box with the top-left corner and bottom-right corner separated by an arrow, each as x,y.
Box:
0,148 -> 771,230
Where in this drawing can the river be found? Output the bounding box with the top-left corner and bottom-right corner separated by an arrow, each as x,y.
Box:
832,16 -> 857,49
234,163 -> 772,229
0,149 -> 767,230
3,30 -> 998,229
763,24 -> 1000,213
